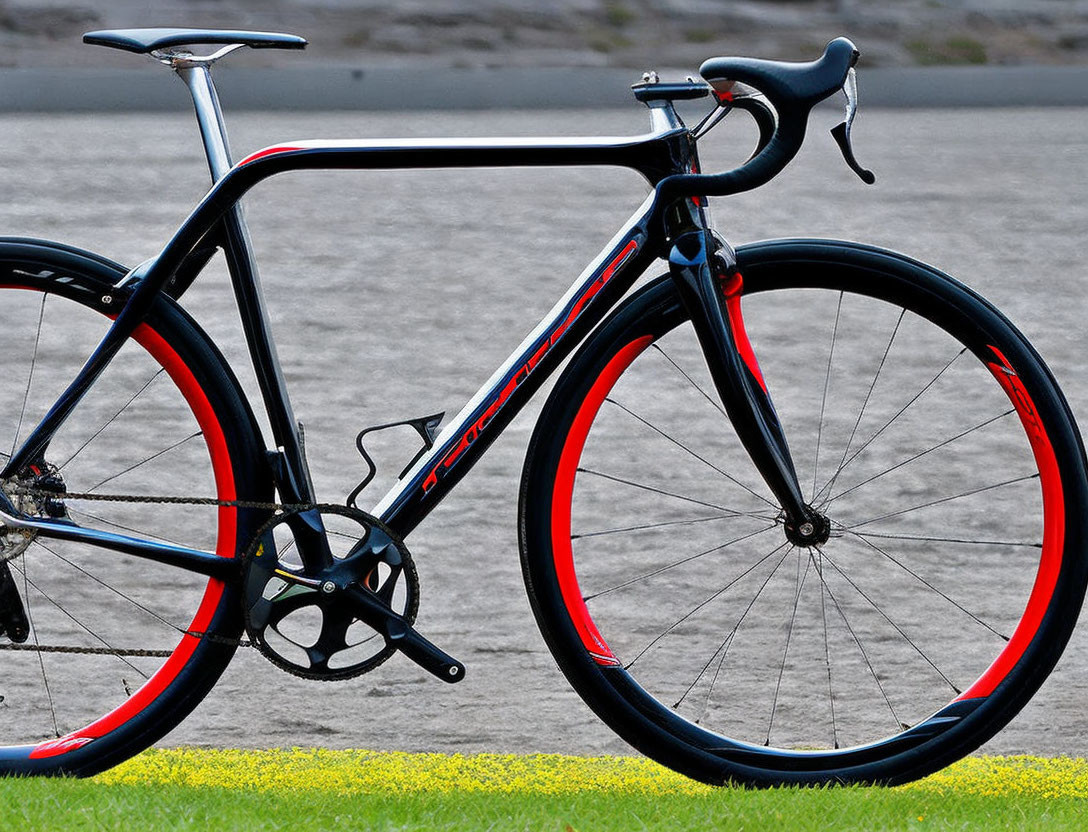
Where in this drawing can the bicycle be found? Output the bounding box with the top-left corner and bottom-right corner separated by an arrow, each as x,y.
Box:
0,27 -> 1085,787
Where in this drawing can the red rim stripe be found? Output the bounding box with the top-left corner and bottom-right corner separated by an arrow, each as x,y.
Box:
955,345 -> 1064,701
551,336 -> 654,666
29,322 -> 238,758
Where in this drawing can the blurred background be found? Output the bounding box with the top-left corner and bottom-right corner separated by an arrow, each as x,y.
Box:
3,0 -> 1088,70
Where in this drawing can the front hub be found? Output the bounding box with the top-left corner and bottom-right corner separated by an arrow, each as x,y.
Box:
783,510 -> 832,548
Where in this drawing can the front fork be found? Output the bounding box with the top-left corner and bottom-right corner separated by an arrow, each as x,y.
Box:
668,230 -> 820,536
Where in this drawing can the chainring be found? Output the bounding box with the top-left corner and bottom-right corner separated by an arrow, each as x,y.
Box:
241,503 -> 419,680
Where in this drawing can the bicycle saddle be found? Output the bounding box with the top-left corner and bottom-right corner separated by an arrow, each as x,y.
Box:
700,36 -> 857,106
83,28 -> 307,54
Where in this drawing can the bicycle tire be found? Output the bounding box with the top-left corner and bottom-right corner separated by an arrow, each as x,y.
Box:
519,238 -> 1088,786
0,239 -> 270,776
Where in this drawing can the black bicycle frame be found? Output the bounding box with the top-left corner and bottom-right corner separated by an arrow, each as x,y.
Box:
0,87 -> 810,576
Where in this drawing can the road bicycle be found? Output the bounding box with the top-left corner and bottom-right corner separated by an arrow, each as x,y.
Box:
0,27 -> 1085,787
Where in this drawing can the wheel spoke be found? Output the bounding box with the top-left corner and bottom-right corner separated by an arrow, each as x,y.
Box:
576,467 -> 777,521
626,541 -> 790,671
572,513 -> 750,541
583,524 -> 778,600
845,530 -> 1039,549
812,550 -> 903,730
813,551 -> 839,749
68,506 -> 191,549
815,347 -> 967,505
842,531 -> 1010,640
10,293 -> 48,459
16,552 -> 60,737
820,549 -> 959,693
824,307 -> 904,502
59,368 -> 167,471
670,544 -> 794,709
32,539 -> 185,636
812,292 -> 843,497
11,559 -> 150,681
87,431 -> 203,492
827,409 -> 1016,505
652,343 -> 726,418
766,550 -> 811,745
847,473 -> 1039,530
604,396 -> 775,508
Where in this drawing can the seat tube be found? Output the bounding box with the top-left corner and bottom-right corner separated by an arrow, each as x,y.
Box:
172,62 -> 318,506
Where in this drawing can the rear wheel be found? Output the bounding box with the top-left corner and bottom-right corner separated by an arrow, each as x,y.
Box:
519,239 -> 1088,785
0,241 -> 268,775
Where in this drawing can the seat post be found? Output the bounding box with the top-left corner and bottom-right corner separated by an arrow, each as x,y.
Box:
173,61 -> 235,183
82,29 -> 305,182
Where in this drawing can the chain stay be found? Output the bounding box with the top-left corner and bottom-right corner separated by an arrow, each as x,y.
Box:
8,484 -> 312,512
1,486 -> 295,655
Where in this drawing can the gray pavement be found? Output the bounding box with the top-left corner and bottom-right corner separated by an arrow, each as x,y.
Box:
0,105 -> 1087,757
5,65 -> 1088,111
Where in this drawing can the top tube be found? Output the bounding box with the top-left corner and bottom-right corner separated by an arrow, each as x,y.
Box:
0,112 -> 695,482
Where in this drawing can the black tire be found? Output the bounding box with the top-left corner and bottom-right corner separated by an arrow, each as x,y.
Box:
0,239 -> 270,775
519,239 -> 1088,786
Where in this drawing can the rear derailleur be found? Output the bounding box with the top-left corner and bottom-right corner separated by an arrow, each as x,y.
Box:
0,460 -> 68,644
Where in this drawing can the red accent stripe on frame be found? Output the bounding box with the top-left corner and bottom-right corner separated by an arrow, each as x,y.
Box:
721,272 -> 767,393
238,145 -> 305,166
421,239 -> 639,494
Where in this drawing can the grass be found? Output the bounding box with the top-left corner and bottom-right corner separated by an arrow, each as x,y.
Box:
906,35 -> 988,65
2,750 -> 1087,830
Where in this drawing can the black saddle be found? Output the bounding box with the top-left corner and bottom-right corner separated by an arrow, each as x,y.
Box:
83,28 -> 307,54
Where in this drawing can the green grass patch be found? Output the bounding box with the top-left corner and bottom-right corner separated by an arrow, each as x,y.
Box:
2,750 -> 1087,830
906,35 -> 988,65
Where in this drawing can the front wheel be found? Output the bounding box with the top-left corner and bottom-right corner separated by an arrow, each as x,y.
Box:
519,239 -> 1088,786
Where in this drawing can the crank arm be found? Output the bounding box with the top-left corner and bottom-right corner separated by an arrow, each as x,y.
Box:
344,585 -> 465,683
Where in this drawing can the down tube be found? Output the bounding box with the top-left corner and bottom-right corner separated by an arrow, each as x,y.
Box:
373,193 -> 658,537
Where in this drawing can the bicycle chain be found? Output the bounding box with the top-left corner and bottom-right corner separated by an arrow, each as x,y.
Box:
0,629 -> 245,657
7,485 -> 316,512
0,486 -> 324,656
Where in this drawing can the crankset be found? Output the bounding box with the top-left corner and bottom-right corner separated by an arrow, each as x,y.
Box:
241,504 -> 464,683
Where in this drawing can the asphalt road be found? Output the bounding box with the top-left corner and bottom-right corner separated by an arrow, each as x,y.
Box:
0,104 -> 1086,757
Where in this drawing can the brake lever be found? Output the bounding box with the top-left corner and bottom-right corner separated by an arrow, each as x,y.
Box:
830,67 -> 875,184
